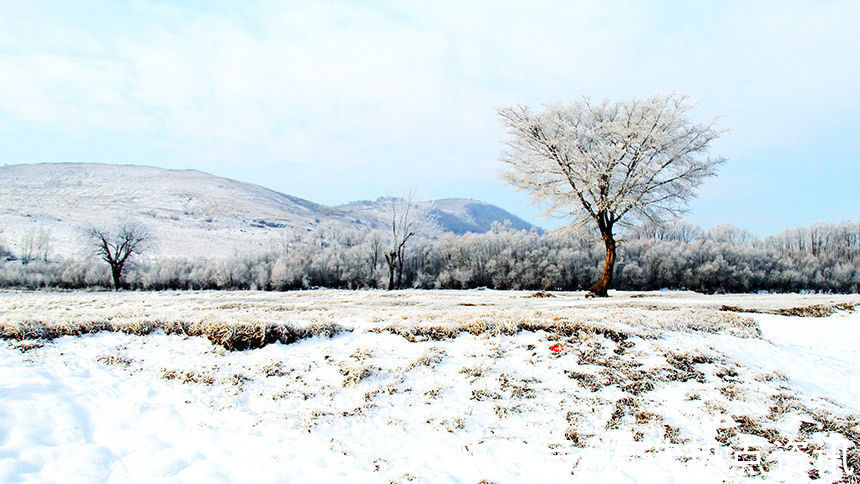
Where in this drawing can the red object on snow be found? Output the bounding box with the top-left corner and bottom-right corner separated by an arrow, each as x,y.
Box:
549,344 -> 563,353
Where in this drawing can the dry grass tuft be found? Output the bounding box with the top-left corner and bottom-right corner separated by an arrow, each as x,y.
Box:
732,415 -> 786,445
834,302 -> 855,312
663,424 -> 688,444
194,321 -> 345,351
373,318 -> 639,343
663,352 -> 711,383
622,377 -> 655,396
261,361 -> 288,377
635,411 -> 660,425
665,311 -> 762,338
498,373 -> 537,399
719,305 -> 762,314
527,291 -> 555,298
718,384 -> 740,400
349,347 -> 373,361
714,426 -> 736,447
775,305 -> 835,317
423,387 -> 442,401
408,348 -> 447,369
564,428 -> 591,447
516,320 -> 630,343
2,319 -> 113,340
426,416 -> 465,433
715,366 -> 740,381
797,412 -> 860,475
374,324 -> 461,342
97,354 -> 132,368
160,368 -> 214,385
721,303 -> 851,318
470,388 -> 501,401
0,319 -> 346,351
767,394 -> 797,420
227,373 -> 252,387
10,340 -> 45,352
704,400 -> 726,415
606,397 -> 638,430
614,339 -> 635,355
565,370 -> 604,392
754,370 -> 788,383
459,366 -> 486,379
340,365 -> 374,386
714,414 -> 789,471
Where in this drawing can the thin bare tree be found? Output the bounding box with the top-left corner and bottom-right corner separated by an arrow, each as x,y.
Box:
383,192 -> 438,290
20,226 -> 51,264
87,222 -> 150,290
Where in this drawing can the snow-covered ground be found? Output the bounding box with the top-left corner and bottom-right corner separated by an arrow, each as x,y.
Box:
1,290 -> 858,482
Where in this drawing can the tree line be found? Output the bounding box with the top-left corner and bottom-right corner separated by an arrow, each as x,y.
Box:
1,219 -> 857,293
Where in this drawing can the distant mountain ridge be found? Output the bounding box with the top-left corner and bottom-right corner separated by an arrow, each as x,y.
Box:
338,198 -> 538,235
0,163 -> 539,259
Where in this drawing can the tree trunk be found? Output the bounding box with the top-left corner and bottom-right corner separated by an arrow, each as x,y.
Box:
589,230 -> 616,297
110,263 -> 123,291
385,252 -> 396,290
396,252 -> 404,290
370,247 -> 379,286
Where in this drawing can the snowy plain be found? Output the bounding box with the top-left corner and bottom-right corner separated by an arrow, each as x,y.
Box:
1,290 -> 858,483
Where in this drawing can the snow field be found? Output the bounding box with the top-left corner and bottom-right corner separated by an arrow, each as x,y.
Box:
1,290 -> 858,482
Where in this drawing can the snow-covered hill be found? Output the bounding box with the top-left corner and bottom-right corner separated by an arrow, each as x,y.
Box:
338,198 -> 538,235
0,163 -> 538,259
0,163 -> 360,259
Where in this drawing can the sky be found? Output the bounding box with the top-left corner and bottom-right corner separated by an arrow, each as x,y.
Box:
0,0 -> 857,235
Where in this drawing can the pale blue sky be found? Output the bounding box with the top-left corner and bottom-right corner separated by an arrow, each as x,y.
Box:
1,0 -> 857,235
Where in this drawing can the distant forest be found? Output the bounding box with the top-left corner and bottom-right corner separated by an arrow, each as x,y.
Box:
1,220 -> 858,293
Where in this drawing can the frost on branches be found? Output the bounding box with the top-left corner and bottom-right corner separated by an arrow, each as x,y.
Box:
498,93 -> 726,296
382,193 -> 438,290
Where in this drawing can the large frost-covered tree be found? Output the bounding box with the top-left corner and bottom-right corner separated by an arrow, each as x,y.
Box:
498,94 -> 725,296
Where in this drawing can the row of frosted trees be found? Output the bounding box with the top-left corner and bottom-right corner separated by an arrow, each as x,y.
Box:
1,219 -> 857,293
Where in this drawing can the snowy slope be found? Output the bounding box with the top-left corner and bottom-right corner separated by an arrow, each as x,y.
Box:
0,163 -> 538,259
0,163 -> 358,259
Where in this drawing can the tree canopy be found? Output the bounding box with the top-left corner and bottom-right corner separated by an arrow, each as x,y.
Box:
498,93 -> 725,295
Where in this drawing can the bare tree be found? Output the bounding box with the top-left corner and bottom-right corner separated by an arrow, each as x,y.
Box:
20,226 -> 51,264
366,228 -> 383,286
382,192 -> 438,290
498,93 -> 725,296
87,222 -> 150,290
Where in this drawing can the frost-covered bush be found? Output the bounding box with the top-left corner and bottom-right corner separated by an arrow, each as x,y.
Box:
0,242 -> 14,262
0,220 -> 857,293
